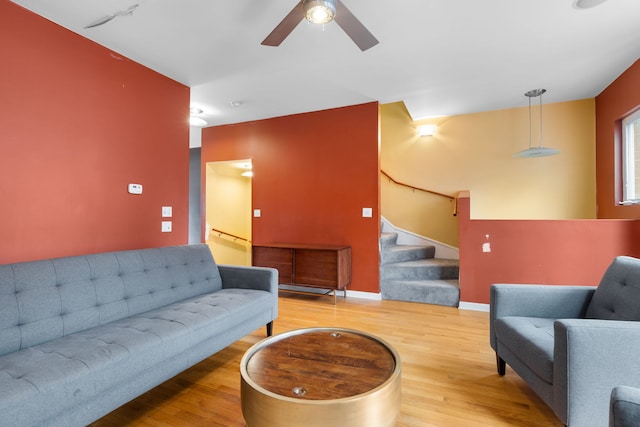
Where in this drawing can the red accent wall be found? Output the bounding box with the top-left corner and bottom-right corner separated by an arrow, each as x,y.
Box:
202,103 -> 381,293
0,2 -> 190,263
458,193 -> 640,304
596,58 -> 640,218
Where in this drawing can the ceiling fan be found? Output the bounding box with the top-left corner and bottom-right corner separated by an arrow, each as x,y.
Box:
262,0 -> 379,51
84,4 -> 139,29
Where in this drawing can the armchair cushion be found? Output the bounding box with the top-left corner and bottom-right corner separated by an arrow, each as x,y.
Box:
494,317 -> 554,383
586,256 -> 640,321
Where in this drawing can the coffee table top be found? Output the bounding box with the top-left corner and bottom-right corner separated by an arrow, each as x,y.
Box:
242,328 -> 399,401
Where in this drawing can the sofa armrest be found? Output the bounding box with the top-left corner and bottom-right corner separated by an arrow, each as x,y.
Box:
611,386 -> 640,427
490,284 -> 596,349
218,265 -> 279,294
553,319 -> 640,426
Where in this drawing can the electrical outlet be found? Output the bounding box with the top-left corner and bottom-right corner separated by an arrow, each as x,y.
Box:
162,206 -> 172,217
362,207 -> 373,218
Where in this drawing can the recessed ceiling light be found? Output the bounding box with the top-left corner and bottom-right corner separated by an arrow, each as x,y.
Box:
230,101 -> 242,108
574,0 -> 608,9
190,107 -> 203,115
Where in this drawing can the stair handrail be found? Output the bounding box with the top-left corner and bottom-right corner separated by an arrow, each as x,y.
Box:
381,169 -> 458,216
210,227 -> 251,244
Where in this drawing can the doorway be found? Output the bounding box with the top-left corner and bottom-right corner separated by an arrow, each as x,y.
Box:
205,159 -> 252,266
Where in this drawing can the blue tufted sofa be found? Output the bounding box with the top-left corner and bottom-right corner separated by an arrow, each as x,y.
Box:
0,244 -> 278,427
490,256 -> 640,427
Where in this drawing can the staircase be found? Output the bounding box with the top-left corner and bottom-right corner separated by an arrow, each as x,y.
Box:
380,232 -> 460,307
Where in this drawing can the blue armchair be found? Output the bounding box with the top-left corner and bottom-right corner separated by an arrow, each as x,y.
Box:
610,386 -> 640,427
490,256 -> 640,427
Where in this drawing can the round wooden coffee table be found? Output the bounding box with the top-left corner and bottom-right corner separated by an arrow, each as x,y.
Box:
240,327 -> 401,427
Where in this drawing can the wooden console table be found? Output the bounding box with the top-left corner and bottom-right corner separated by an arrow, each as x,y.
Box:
252,243 -> 351,303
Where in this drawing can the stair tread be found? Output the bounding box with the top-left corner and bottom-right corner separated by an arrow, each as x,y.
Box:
382,279 -> 459,287
388,258 -> 459,267
382,244 -> 435,253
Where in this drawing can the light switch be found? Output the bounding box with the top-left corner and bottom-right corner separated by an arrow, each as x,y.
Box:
161,221 -> 172,232
253,209 -> 261,218
362,207 -> 373,218
162,206 -> 172,217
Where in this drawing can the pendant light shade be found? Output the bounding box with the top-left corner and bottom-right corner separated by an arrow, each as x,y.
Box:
513,89 -> 560,158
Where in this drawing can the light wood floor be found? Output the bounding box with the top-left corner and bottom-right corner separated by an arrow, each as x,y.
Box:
90,294 -> 563,427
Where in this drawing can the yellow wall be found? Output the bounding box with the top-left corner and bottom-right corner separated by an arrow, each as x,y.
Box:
381,100 -> 596,244
205,161 -> 252,265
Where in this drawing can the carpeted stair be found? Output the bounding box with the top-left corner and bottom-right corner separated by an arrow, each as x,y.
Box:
380,232 -> 460,307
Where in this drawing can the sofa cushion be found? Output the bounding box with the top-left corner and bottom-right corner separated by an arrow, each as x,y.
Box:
494,317 -> 555,384
586,256 -> 640,321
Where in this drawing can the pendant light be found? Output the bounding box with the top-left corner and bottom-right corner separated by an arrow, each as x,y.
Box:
513,89 -> 560,158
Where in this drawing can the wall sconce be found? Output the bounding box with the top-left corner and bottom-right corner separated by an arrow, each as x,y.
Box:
189,106 -> 208,127
417,124 -> 437,137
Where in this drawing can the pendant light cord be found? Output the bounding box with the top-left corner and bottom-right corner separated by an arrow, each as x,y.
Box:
528,96 -> 533,149
538,92 -> 543,147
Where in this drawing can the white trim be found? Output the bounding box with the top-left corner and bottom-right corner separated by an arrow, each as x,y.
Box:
381,216 -> 459,260
278,285 -> 381,301
346,290 -> 382,300
458,301 -> 490,312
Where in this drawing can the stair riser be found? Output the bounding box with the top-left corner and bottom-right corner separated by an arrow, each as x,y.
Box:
381,247 -> 435,264
380,282 -> 459,307
380,233 -> 398,248
381,265 -> 459,281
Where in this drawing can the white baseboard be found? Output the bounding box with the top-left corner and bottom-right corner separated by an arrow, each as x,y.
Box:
346,290 -> 382,300
458,301 -> 490,312
278,285 -> 381,301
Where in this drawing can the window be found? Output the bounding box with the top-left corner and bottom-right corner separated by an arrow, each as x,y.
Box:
622,109 -> 640,203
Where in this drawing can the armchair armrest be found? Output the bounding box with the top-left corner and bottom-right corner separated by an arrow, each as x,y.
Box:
490,284 -> 596,349
553,319 -> 640,426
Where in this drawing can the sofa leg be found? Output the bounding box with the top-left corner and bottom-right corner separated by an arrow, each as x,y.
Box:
266,321 -> 273,337
497,354 -> 506,376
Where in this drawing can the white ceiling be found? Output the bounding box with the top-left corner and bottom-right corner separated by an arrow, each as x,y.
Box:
11,0 -> 640,127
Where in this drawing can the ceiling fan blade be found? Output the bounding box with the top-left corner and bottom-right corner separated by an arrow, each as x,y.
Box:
84,15 -> 116,29
261,1 -> 304,47
84,4 -> 139,29
114,4 -> 139,18
334,0 -> 379,51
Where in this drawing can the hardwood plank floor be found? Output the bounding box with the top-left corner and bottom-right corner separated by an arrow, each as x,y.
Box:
90,294 -> 563,427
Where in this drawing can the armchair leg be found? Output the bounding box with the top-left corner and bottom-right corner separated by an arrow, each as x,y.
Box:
266,321 -> 273,337
496,354 -> 506,376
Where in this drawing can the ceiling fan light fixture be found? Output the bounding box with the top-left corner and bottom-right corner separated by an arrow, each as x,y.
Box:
303,0 -> 336,24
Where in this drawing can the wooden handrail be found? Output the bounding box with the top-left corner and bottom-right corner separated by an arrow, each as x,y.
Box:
381,169 -> 458,216
210,228 -> 251,243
